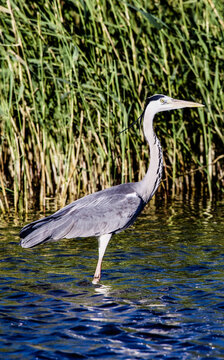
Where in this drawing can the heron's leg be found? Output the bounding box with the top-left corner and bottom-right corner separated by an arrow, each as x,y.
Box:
92,234 -> 112,284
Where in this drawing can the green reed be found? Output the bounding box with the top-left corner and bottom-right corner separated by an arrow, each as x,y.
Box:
0,0 -> 223,212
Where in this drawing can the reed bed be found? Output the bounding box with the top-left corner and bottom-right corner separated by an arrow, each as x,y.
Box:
0,0 -> 223,212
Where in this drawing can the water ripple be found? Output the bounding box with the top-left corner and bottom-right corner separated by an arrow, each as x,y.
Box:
0,199 -> 224,358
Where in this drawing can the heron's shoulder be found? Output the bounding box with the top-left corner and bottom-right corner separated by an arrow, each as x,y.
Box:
101,182 -> 137,196
52,183 -> 142,218
79,183 -> 141,204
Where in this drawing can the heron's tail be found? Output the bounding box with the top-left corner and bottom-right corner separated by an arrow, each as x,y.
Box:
20,199 -> 80,248
20,216 -> 55,248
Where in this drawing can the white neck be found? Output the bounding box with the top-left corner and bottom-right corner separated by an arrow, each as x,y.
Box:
135,106 -> 163,203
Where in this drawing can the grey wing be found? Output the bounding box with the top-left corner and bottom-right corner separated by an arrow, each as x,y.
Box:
62,192 -> 144,238
20,188 -> 145,248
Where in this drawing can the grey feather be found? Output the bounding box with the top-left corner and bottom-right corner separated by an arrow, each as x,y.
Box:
20,183 -> 145,248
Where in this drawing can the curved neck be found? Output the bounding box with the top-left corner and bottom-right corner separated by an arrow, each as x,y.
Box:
135,107 -> 163,203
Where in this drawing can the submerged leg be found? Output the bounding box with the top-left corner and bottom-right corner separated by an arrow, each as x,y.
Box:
92,233 -> 112,284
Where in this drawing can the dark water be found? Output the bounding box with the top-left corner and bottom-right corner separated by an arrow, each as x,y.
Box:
0,197 -> 224,359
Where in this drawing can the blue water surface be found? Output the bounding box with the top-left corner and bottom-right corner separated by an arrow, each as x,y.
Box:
0,197 -> 224,359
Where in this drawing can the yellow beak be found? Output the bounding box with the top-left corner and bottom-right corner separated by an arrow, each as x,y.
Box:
171,99 -> 205,108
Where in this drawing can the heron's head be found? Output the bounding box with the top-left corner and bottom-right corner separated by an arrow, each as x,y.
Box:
145,94 -> 204,115
118,94 -> 204,136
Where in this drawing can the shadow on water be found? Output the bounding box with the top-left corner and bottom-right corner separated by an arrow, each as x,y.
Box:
0,196 -> 224,359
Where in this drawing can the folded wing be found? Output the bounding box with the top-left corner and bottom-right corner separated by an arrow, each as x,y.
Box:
20,184 -> 145,248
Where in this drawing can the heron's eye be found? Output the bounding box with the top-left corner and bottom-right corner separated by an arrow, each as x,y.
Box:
160,98 -> 165,104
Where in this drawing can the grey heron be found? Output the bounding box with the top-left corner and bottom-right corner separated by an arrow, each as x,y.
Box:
20,94 -> 204,283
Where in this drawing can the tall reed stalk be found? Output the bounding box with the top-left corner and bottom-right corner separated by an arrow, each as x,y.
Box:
0,0 -> 223,212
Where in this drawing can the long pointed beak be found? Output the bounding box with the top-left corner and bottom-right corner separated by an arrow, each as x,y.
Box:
171,99 -> 204,108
